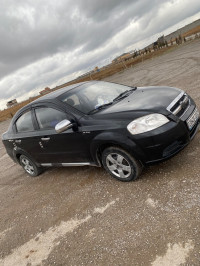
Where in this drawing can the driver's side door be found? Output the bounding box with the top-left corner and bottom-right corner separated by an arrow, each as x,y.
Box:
32,106 -> 90,164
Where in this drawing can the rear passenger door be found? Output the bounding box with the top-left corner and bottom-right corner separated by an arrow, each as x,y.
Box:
14,109 -> 41,159
32,105 -> 89,164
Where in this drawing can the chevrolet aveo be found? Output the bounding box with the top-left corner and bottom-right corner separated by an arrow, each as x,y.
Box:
2,81 -> 199,181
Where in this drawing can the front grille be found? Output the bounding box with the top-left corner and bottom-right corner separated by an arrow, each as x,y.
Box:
167,92 -> 190,118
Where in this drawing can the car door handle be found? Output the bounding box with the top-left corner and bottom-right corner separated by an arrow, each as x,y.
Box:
41,137 -> 50,141
15,139 -> 21,144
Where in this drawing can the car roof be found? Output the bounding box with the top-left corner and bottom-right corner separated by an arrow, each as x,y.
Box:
11,81 -> 97,120
33,81 -> 89,102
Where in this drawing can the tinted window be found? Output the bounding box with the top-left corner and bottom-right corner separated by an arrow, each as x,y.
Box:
16,111 -> 34,132
35,107 -> 66,130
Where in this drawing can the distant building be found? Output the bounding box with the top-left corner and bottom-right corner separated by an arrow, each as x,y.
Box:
112,52 -> 131,63
39,87 -> 51,96
157,35 -> 165,45
6,99 -> 18,108
94,66 -> 100,72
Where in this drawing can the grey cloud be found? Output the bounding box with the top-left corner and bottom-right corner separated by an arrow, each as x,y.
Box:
72,0 -> 137,21
0,0 -> 167,78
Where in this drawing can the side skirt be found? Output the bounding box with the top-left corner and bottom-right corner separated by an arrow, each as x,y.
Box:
40,162 -> 100,167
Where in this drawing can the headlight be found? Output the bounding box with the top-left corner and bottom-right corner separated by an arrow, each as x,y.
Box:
127,114 -> 169,135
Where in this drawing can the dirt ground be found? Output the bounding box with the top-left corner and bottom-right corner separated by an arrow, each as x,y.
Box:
0,39 -> 200,266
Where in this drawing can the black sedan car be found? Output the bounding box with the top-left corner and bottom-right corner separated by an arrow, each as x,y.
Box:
2,81 -> 199,181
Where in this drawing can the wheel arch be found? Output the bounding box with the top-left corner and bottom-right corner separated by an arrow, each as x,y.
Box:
13,148 -> 40,167
90,132 -> 144,166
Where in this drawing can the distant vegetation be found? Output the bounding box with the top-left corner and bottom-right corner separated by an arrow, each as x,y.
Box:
183,25 -> 200,37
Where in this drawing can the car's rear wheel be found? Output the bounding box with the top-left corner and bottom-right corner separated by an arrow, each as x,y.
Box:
20,155 -> 42,177
102,147 -> 142,182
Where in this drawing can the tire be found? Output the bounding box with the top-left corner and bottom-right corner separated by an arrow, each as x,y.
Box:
20,155 -> 42,177
102,147 -> 142,182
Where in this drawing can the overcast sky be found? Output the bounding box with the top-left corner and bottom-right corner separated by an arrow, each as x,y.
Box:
0,0 -> 200,110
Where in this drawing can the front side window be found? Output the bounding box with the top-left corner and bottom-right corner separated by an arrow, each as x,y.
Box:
16,111 -> 34,132
35,107 -> 66,130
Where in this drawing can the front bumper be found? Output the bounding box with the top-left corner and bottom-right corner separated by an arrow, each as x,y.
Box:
130,105 -> 199,164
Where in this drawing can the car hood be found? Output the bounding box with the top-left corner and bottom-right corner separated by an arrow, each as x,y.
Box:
99,86 -> 182,115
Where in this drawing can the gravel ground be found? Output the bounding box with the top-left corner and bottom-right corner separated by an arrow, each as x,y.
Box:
0,39 -> 200,266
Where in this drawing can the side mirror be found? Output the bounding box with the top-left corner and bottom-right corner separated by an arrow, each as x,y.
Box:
55,119 -> 73,133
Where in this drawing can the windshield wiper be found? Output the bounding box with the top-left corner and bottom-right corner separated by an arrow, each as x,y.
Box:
113,87 -> 137,102
88,102 -> 113,114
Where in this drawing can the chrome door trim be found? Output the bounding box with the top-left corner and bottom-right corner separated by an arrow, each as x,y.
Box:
61,162 -> 91,166
41,162 -> 96,167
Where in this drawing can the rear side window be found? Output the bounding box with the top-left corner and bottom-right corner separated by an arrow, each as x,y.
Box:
16,111 -> 34,132
35,107 -> 66,130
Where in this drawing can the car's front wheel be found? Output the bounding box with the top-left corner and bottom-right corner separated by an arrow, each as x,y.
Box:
102,147 -> 142,182
20,155 -> 42,177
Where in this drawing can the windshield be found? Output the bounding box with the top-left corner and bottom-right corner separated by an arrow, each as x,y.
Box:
59,81 -> 133,114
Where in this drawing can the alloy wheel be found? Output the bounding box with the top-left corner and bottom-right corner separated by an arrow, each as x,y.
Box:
21,157 -> 35,175
106,153 -> 131,179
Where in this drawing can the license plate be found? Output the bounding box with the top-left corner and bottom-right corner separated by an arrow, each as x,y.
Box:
186,108 -> 199,130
